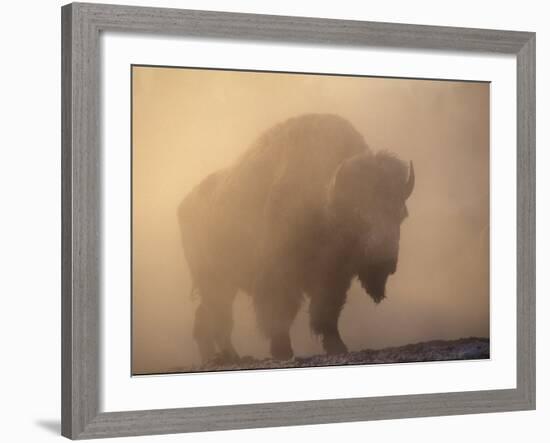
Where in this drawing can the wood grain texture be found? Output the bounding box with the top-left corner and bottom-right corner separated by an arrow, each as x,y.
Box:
61,4 -> 74,437
516,34 -> 536,409
76,2 -> 532,53
75,389 -> 530,439
62,3 -> 101,438
61,2 -> 536,439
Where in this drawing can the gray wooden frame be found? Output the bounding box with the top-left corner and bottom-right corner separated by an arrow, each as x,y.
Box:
61,2 -> 536,439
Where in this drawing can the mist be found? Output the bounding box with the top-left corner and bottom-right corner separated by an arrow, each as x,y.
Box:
131,66 -> 489,374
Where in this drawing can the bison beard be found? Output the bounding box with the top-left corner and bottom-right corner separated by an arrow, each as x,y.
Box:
178,113 -> 414,363
358,260 -> 397,304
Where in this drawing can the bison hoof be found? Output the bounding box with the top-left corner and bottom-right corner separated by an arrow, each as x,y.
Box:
270,336 -> 294,361
207,349 -> 241,365
219,349 -> 241,363
323,335 -> 348,355
272,347 -> 294,361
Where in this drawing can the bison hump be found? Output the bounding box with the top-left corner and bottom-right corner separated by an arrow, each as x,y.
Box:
223,114 -> 370,208
178,114 -> 371,287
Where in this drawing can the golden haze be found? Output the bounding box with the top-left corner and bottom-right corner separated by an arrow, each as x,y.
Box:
132,66 -> 489,374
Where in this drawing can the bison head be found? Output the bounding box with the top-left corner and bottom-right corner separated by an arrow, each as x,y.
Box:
327,151 -> 415,303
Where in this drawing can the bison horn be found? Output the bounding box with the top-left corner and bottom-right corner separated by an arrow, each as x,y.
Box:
404,161 -> 415,199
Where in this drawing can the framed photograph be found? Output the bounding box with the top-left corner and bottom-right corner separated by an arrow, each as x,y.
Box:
61,2 -> 535,439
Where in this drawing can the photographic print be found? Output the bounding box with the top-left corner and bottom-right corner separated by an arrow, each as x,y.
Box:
131,66 -> 490,375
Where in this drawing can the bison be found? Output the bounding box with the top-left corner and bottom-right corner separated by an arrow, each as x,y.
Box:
178,114 -> 414,362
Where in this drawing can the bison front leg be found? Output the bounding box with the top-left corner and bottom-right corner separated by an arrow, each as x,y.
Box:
309,290 -> 348,355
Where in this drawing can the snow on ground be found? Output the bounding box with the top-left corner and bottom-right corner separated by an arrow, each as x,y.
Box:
166,337 -> 489,374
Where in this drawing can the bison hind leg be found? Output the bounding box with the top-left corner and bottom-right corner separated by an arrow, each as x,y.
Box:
193,302 -> 217,363
193,282 -> 239,364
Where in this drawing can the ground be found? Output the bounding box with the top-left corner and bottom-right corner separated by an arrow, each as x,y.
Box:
167,337 -> 490,374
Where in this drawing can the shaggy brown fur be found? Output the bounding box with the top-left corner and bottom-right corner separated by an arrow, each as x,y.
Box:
178,114 -> 414,362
